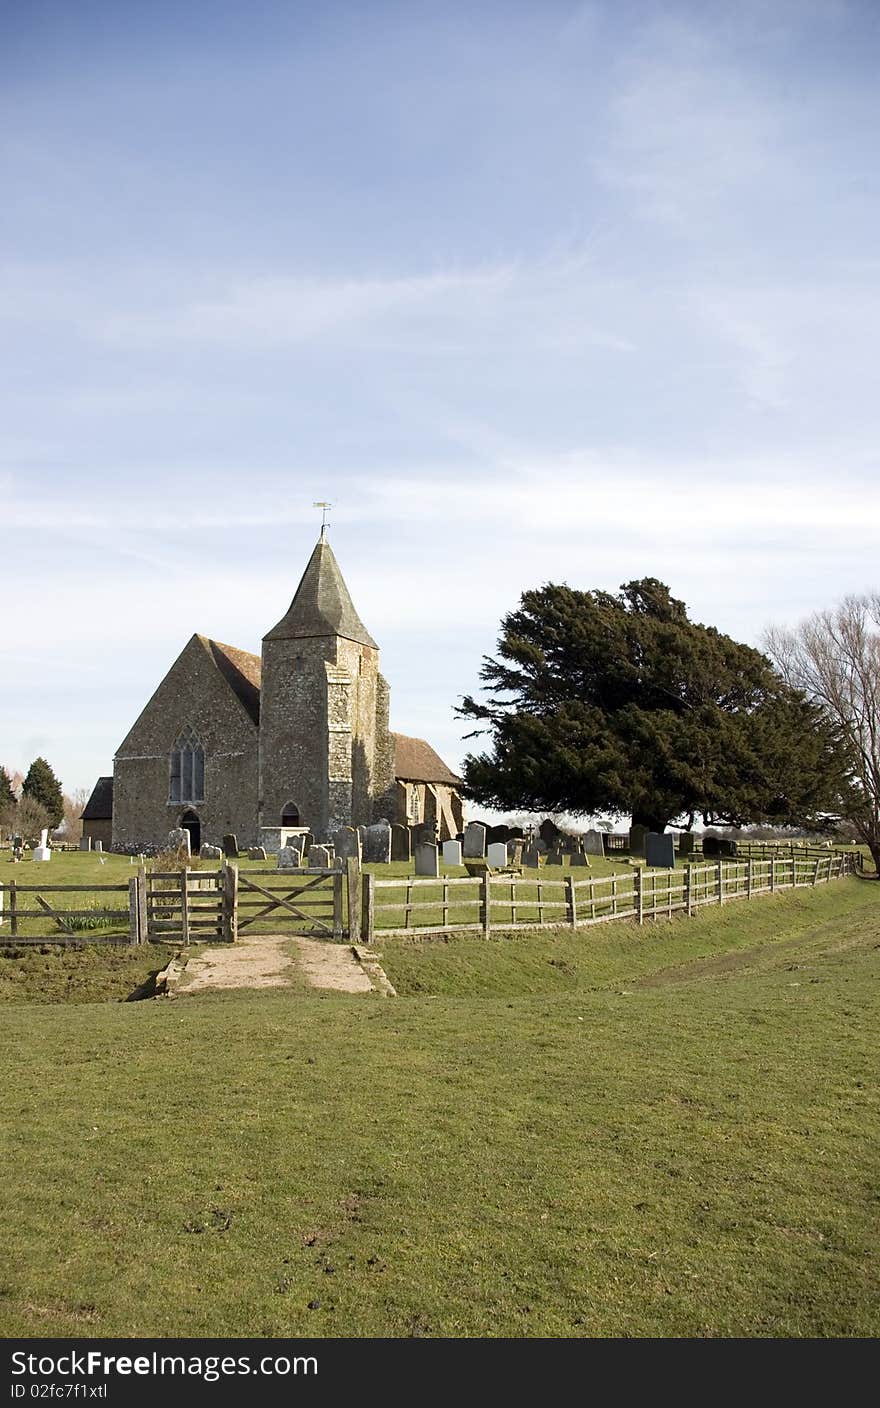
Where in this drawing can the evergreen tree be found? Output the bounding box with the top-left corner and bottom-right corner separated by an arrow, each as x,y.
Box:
22,757 -> 65,830
0,767 -> 15,830
457,578 -> 846,832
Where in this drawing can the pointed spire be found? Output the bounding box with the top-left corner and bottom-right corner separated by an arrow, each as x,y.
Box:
264,538 -> 377,647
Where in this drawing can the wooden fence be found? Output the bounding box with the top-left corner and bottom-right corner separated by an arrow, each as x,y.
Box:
0,880 -> 137,946
361,850 -> 857,942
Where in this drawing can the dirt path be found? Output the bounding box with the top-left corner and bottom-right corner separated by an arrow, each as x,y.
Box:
177,933 -> 373,995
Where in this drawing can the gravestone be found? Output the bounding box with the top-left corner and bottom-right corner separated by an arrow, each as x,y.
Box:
168,828 -> 191,856
415,842 -> 439,877
487,824 -> 510,844
79,837 -> 92,852
391,824 -> 411,862
718,838 -> 738,858
570,851 -> 590,866
487,841 -> 508,869
539,818 -> 561,846
645,832 -> 675,869
463,822 -> 487,858
277,846 -> 301,869
583,829 -> 604,857
32,843 -> 51,862
548,846 -> 566,867
222,834 -> 239,858
248,846 -> 267,861
309,845 -> 332,869
702,835 -> 720,858
94,840 -> 103,853
523,844 -> 541,869
442,839 -> 462,866
334,827 -> 362,864
363,821 -> 392,864
200,843 -> 222,860
628,824 -> 648,858
677,832 -> 695,856
506,839 -> 524,864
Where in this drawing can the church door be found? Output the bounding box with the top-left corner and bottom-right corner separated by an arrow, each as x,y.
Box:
181,809 -> 201,854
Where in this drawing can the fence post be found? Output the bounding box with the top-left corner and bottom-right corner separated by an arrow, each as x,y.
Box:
747,857 -> 753,900
138,864 -> 148,943
128,876 -> 139,944
9,880 -> 16,938
180,868 -> 190,945
346,859 -> 361,942
361,872 -> 375,944
482,872 -> 492,939
685,863 -> 693,916
333,870 -> 344,941
634,866 -> 644,926
567,873 -> 577,929
222,862 -> 238,943
717,858 -> 724,906
770,858 -> 776,892
813,858 -> 821,887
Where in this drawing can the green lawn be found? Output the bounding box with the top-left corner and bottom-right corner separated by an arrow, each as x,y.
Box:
0,878 -> 878,1337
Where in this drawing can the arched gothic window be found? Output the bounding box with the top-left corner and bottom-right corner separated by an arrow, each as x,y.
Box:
169,727 -> 205,803
281,802 -> 300,826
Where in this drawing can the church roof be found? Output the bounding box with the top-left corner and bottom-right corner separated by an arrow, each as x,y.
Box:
197,636 -> 262,725
263,537 -> 377,648
81,776 -> 114,820
392,733 -> 461,785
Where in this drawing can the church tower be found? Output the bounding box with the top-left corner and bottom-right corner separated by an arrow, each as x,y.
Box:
258,535 -> 393,839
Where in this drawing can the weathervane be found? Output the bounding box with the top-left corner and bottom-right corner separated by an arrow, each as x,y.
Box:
313,501 -> 332,539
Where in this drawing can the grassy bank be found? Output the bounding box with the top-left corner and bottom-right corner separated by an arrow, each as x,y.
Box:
0,880 -> 877,1337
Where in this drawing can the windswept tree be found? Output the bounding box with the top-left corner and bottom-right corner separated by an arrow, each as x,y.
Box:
458,578 -> 845,833
22,757 -> 64,831
765,593 -> 880,875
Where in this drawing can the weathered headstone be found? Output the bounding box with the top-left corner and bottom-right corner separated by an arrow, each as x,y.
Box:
222,833 -> 239,858
391,823 -> 411,862
539,818 -> 561,846
702,835 -> 720,857
277,846 -> 301,869
310,845 -> 332,869
200,843 -> 222,860
415,842 -> 439,877
487,841 -> 508,869
487,824 -> 510,844
362,821 -> 392,864
442,839 -> 463,866
677,832 -> 695,856
548,846 -> 566,867
718,838 -> 738,858
94,840 -> 103,853
507,838 -> 524,864
334,827 -> 362,863
79,837 -> 92,852
583,829 -> 604,857
32,844 -> 51,862
570,851 -> 590,866
168,827 -> 191,855
645,832 -> 675,869
523,844 -> 541,869
248,846 -> 267,861
463,822 -> 487,858
628,824 -> 648,858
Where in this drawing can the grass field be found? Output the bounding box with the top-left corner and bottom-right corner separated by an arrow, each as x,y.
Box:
1,877 -> 878,1337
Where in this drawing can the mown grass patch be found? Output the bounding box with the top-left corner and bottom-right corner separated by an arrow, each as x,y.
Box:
0,881 -> 878,1338
0,942 -> 167,1005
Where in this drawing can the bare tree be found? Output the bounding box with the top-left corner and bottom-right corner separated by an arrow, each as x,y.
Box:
764,593 -> 880,874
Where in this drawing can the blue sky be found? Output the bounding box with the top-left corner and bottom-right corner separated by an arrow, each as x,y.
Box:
2,0 -> 879,802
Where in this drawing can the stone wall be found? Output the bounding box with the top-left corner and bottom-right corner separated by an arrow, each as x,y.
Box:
82,818 -> 112,849
112,634 -> 259,852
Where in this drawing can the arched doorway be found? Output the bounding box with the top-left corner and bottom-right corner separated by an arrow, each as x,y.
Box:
180,809 -> 201,854
281,802 -> 300,826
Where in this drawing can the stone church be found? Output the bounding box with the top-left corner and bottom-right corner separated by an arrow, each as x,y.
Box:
83,534 -> 463,853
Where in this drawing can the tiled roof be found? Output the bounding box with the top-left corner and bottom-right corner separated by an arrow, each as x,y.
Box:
392,733 -> 460,785
199,637 -> 262,725
263,538 -> 377,647
81,776 -> 114,820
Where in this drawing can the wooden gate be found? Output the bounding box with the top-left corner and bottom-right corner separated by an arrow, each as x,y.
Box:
143,868 -> 227,944
237,867 -> 344,940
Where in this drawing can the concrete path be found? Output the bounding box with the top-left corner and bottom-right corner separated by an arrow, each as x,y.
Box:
176,932 -> 373,995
